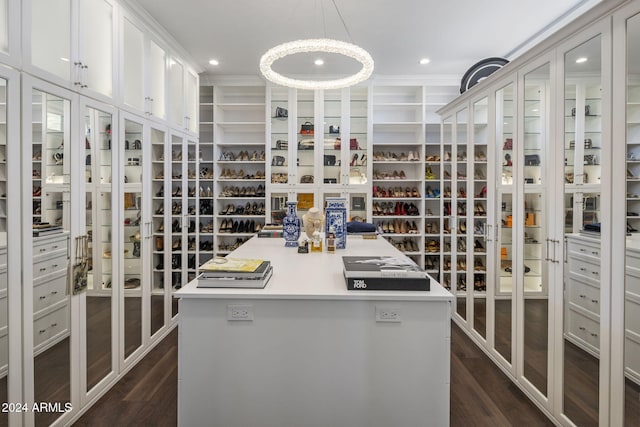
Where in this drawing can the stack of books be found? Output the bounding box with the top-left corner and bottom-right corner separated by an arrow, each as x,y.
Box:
342,256 -> 430,291
257,224 -> 283,238
197,257 -> 272,288
33,223 -> 64,237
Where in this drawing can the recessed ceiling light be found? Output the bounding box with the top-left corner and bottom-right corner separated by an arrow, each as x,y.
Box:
314,59 -> 324,66
209,59 -> 219,66
419,58 -> 430,65
576,57 -> 588,64
60,57 -> 69,62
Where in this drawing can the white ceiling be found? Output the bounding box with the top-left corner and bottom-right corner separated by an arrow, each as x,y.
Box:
133,0 -> 601,80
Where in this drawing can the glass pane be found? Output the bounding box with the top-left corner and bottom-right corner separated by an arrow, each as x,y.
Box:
151,128 -> 165,335
123,120 -> 143,359
472,97 -> 489,339
0,78 -> 8,426
123,17 -> 144,111
170,134 -> 183,317
79,0 -> 113,97
150,42 -> 166,119
563,35 -> 602,426
0,0 -> 7,53
32,0 -> 71,81
297,90 -> 314,184
455,108 -> 468,321
323,89 -> 342,185
186,72 -> 198,133
522,63 -> 550,397
270,87 -> 289,184
85,107 -> 113,391
350,87 -> 368,188
626,12 -> 640,427
32,89 -> 71,427
169,59 -> 184,126
441,117 -> 453,291
495,83 -> 514,364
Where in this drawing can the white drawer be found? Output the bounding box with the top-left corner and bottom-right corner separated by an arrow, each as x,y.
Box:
0,296 -> 6,329
625,333 -> 640,385
568,277 -> 600,315
570,257 -> 601,282
0,270 -> 5,292
627,267 -> 640,296
33,252 -> 67,281
33,304 -> 69,348
33,235 -> 67,260
568,238 -> 601,261
33,273 -> 67,314
626,297 -> 640,335
567,308 -> 600,351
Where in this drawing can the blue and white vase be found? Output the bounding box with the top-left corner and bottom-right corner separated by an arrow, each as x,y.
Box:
282,201 -> 301,247
325,197 -> 347,249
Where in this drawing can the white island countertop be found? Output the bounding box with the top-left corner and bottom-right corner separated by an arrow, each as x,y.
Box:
176,235 -> 452,301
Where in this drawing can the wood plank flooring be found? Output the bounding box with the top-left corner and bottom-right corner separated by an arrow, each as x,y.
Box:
74,322 -> 553,426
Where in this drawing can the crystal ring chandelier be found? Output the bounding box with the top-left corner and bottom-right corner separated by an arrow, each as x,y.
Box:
260,38 -> 374,90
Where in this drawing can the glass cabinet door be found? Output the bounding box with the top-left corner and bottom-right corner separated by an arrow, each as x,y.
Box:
522,62 -> 551,398
625,11 -> 640,427
30,87 -> 72,427
472,97 -> 489,339
169,57 -> 184,128
78,0 -> 114,98
270,87 -> 289,185
440,116 -> 453,291
562,34 -> 602,427
296,90 -> 315,185
30,0 -> 72,82
350,87 -> 368,188
495,82 -> 515,365
149,41 -> 166,119
83,104 -> 114,393
0,0 -> 8,54
169,134 -> 185,298
323,89 -> 342,185
123,16 -> 145,111
122,119 -> 143,360
150,127 -> 166,336
454,107 -> 469,321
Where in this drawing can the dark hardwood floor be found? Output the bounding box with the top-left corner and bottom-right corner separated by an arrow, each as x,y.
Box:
74,322 -> 554,426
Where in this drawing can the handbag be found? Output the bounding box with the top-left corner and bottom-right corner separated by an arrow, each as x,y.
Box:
349,168 -> 367,185
271,155 -> 285,166
275,106 -> 288,118
524,154 -> 540,166
323,155 -> 336,166
69,235 -> 88,295
300,175 -> 314,184
300,122 -> 314,135
297,139 -> 314,150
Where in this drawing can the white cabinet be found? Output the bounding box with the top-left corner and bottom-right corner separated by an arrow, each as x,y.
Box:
26,0 -> 117,99
167,56 -> 198,134
0,0 -> 19,66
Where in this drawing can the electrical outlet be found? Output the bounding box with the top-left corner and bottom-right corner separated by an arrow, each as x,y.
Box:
375,306 -> 401,323
227,304 -> 254,321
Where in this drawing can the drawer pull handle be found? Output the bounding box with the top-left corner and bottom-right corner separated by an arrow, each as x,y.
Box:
52,264 -> 58,268
592,271 -> 598,276
579,267 -> 586,272
39,248 -> 46,252
50,323 -> 57,327
591,299 -> 598,304
590,333 -> 598,337
592,251 -> 598,255
52,245 -> 58,249
39,296 -> 46,300
39,267 -> 46,272
579,294 -> 586,298
579,326 -> 586,331
39,329 -> 46,334
579,248 -> 586,252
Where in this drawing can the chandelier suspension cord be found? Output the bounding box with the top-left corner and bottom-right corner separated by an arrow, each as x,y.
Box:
331,0 -> 352,42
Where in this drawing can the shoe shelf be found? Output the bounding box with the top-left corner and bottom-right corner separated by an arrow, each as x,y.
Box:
151,129 -> 166,294
198,85 -> 215,267
212,85 -> 266,256
628,84 -> 640,234
471,98 -> 489,295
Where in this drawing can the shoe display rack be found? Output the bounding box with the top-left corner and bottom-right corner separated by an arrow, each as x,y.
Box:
122,120 -> 143,294
151,128 -> 166,299
372,86 -> 425,264
627,81 -> 640,233
213,86 -> 266,255
199,86 -> 215,263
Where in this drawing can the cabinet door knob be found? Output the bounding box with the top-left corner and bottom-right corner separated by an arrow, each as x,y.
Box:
39,267 -> 46,272
591,299 -> 598,303
590,333 -> 598,337
50,323 -> 57,327
39,329 -> 47,334
579,326 -> 586,331
39,296 -> 46,300
579,267 -> 586,272
579,294 -> 586,298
